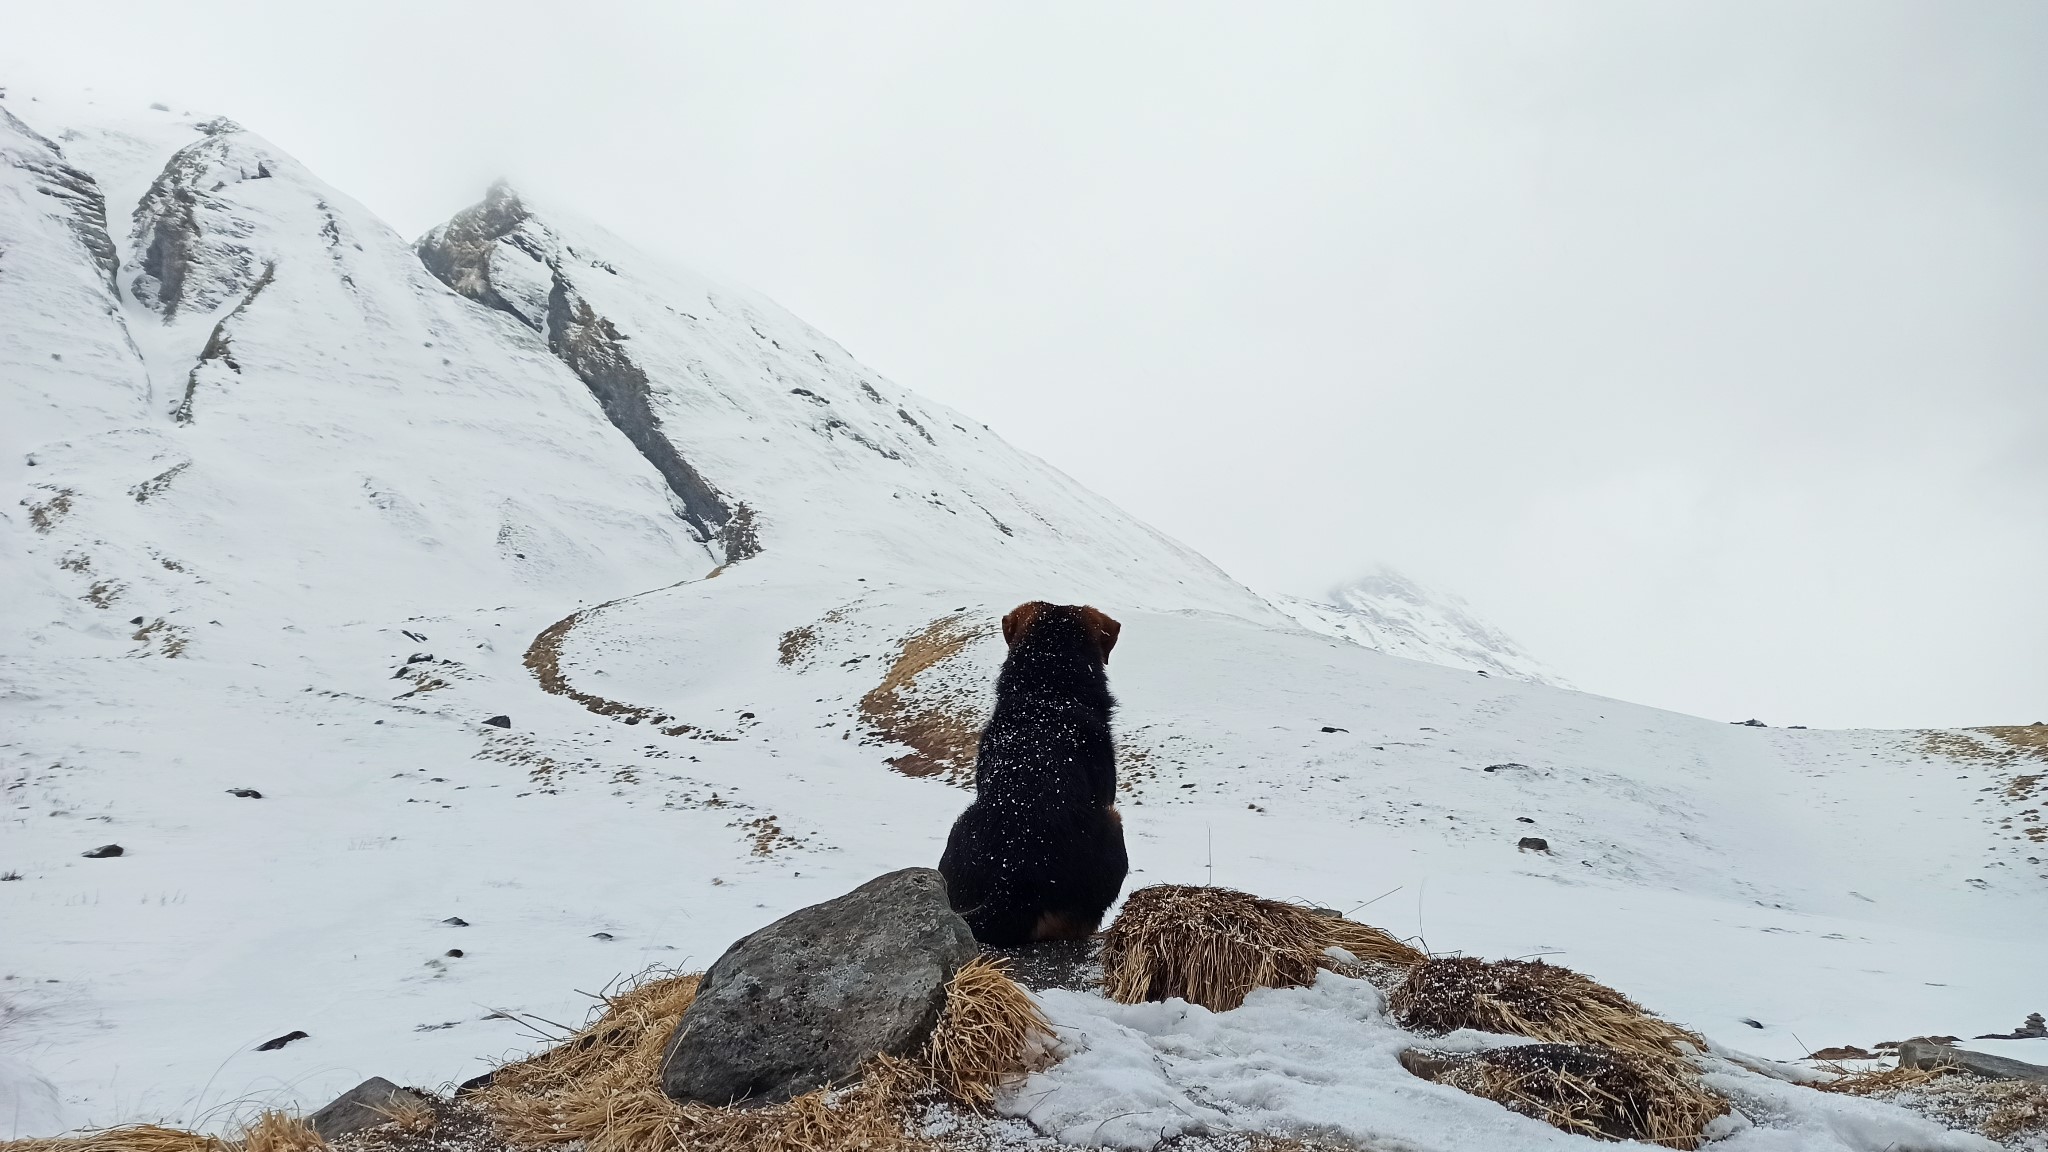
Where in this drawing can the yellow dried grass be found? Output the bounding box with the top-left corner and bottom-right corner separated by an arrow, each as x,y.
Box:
478,958 -> 1051,1152
922,956 -> 1055,1107
0,1112 -> 324,1152
0,1127 -> 229,1152
232,1114 -> 323,1152
1101,885 -> 1426,1013
1390,956 -> 1702,1065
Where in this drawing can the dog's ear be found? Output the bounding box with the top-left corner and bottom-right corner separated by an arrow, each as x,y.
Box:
1078,606 -> 1121,664
1002,601 -> 1046,648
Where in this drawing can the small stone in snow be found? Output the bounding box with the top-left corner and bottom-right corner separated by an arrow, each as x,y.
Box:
484,715 -> 511,729
591,932 -> 615,940
1516,816 -> 1535,823
129,616 -> 145,625
1740,1018 -> 1765,1029
1516,837 -> 1550,853
1319,725 -> 1348,733
1484,763 -> 1529,773
256,1029 -> 310,1051
226,788 -> 262,799
81,844 -> 124,858
445,949 -> 464,958
442,916 -> 469,927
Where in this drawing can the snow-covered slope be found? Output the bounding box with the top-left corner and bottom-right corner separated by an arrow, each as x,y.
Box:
1272,566 -> 1571,687
4,89 -> 2044,1150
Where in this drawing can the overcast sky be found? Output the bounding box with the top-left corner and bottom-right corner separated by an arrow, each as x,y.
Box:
6,2 -> 2043,729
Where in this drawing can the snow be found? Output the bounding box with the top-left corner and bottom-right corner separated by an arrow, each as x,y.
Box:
1004,975 -> 1995,1150
3,84 -> 2043,1148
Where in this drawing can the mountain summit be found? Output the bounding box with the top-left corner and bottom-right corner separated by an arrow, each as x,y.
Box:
1271,566 -> 1570,687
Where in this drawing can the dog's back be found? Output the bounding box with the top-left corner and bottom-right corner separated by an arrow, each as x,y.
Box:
938,602 -> 1129,945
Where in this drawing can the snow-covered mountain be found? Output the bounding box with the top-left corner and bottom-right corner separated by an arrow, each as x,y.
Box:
1271,567 -> 1571,687
4,88 -> 2045,1150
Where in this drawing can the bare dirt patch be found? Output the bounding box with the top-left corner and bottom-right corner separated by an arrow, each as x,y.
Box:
859,612 -> 992,785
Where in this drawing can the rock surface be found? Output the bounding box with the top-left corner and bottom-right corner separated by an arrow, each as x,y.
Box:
1897,1039 -> 2048,1082
309,1076 -> 429,1138
660,867 -> 978,1106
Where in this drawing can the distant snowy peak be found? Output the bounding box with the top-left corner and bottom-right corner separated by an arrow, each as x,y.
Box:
1272,567 -> 1570,687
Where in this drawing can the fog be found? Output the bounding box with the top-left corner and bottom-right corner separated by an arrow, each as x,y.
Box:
6,1 -> 2043,728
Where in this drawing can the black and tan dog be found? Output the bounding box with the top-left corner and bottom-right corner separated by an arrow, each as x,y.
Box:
938,601 -> 1129,946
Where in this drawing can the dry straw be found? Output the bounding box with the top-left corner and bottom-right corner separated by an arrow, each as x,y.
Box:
1390,955 -> 1703,1064
477,957 -> 1051,1152
0,1112 -> 323,1152
922,956 -> 1057,1107
1404,1043 -> 1726,1149
1100,885 -> 1427,1013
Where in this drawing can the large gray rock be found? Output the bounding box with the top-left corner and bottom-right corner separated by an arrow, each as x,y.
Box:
308,1076 -> 429,1138
660,867 -> 979,1106
1897,1039 -> 2048,1082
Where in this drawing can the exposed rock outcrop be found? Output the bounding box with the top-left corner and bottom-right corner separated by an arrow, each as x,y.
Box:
660,867 -> 978,1106
130,128 -> 270,319
416,184 -> 750,558
1,107 -> 119,291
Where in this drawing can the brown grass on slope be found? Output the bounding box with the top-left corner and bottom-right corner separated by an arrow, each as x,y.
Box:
859,612 -> 988,784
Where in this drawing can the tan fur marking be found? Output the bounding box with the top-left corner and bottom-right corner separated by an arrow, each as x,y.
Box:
1031,910 -> 1091,942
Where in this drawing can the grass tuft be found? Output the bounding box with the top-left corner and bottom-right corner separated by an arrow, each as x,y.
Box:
1101,885 -> 1426,1013
1403,1043 -> 1725,1148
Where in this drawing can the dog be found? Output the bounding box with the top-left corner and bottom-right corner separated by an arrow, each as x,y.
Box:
937,601 -> 1129,946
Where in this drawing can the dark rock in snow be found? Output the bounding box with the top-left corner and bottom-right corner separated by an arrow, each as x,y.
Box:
1898,1039 -> 2048,1082
1319,725 -> 1349,733
590,932 -> 614,940
402,630 -> 427,642
1975,1013 -> 2047,1040
1734,719 -> 1768,727
1517,816 -> 1535,824
416,183 -> 751,562
81,844 -> 123,858
308,1076 -> 428,1138
1483,763 -> 1529,773
445,949 -> 464,958
442,916 -> 469,927
1516,837 -> 1550,853
130,616 -> 145,625
1741,1018 -> 1766,1029
255,1029 -> 309,1051
483,715 -> 511,729
226,788 -> 262,798
661,867 -> 977,1106
406,652 -> 432,664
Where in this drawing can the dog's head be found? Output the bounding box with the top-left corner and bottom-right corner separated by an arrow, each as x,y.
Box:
1002,601 -> 1121,665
